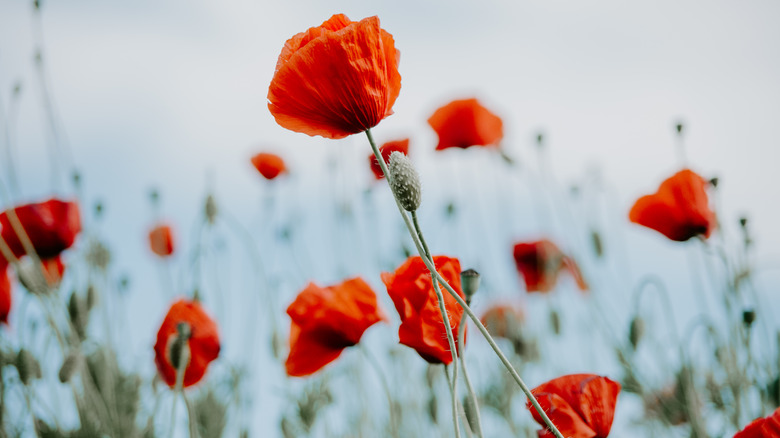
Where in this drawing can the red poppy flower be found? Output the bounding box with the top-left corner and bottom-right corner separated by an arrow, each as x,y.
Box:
381,255 -> 466,364
428,98 -> 503,150
40,256 -> 65,287
251,152 -> 288,180
368,138 -> 409,179
0,264 -> 11,325
513,239 -> 587,293
735,407 -> 780,438
629,169 -> 716,242
148,224 -> 174,257
528,374 -> 621,438
0,198 -> 81,260
481,303 -> 524,340
154,299 -> 220,388
285,277 -> 386,377
268,14 -> 402,139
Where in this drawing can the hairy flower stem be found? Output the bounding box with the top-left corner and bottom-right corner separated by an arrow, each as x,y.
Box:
458,314 -> 484,438
365,129 -> 564,438
410,210 -> 461,438
169,347 -> 190,438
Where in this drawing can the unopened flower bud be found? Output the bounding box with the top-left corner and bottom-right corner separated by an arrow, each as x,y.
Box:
205,194 -> 218,224
591,230 -> 603,258
675,122 -> 684,135
739,216 -> 748,228
16,349 -> 42,385
549,309 -> 561,335
743,308 -> 756,327
460,269 -> 480,304
17,259 -> 48,295
709,177 -> 719,188
388,152 -> 421,212
629,316 -> 645,349
58,352 -> 80,383
68,292 -> 88,340
169,322 -> 192,370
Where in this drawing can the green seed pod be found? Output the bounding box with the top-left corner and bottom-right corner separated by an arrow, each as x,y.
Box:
460,269 -> 480,304
388,152 -> 421,212
205,194 -> 218,225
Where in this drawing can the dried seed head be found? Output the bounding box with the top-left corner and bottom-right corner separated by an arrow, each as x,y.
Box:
15,349 -> 42,385
460,269 -> 480,304
86,240 -> 111,270
629,316 -> 645,349
58,352 -> 80,383
205,194 -> 218,224
388,152 -> 421,212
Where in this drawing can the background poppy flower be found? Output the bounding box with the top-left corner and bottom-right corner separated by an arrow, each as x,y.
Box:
381,255 -> 466,364
268,14 -> 401,139
368,138 -> 409,179
481,303 -> 524,340
629,169 -> 716,242
0,264 -> 11,325
285,277 -> 386,377
528,374 -> 621,438
0,198 -> 81,260
251,152 -> 288,180
148,224 -> 175,257
428,98 -> 503,150
154,299 -> 220,388
513,239 -> 587,293
735,407 -> 780,437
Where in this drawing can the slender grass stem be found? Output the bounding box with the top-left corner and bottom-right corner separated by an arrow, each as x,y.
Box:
365,129 -> 564,438
360,345 -> 400,438
458,313 -> 483,438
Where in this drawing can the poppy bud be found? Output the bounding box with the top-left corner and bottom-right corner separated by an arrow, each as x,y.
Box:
15,349 -> 42,385
629,316 -> 645,349
149,189 -> 159,204
205,194 -> 218,225
591,230 -> 604,258
86,284 -> 96,310
675,122 -> 684,135
17,259 -> 48,295
427,395 -> 438,424
739,216 -> 748,228
463,395 -> 479,433
709,177 -> 719,188
388,152 -> 421,212
58,352 -> 80,383
445,201 -> 456,218
93,200 -> 103,218
536,132 -> 544,147
743,308 -> 756,327
68,292 -> 88,340
71,170 -> 81,189
460,269 -> 480,304
169,322 -> 192,371
549,309 -> 561,335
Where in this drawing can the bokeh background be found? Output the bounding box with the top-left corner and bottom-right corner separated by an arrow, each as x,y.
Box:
2,0 -> 780,436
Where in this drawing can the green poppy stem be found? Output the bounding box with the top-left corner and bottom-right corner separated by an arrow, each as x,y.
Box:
365,129 -> 564,438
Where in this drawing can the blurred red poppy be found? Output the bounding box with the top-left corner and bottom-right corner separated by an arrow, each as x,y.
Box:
251,152 -> 288,180
285,277 -> 386,376
629,169 -> 716,242
0,264 -> 11,325
735,407 -> 780,437
0,198 -> 81,260
382,255 -> 466,364
148,224 -> 174,257
428,98 -> 503,150
368,138 -> 409,179
268,14 -> 401,139
154,299 -> 220,388
528,374 -> 621,438
513,239 -> 587,293
41,256 -> 65,287
481,303 -> 524,339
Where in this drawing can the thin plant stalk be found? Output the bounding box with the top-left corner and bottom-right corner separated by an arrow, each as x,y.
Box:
410,210 -> 461,438
169,346 -> 190,438
365,129 -> 565,438
360,345 -> 400,438
458,313 -> 483,438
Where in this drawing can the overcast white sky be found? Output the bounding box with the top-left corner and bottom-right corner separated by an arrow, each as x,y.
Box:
2,0 -> 780,434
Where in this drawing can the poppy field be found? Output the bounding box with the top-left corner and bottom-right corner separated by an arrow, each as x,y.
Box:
1,2 -> 780,438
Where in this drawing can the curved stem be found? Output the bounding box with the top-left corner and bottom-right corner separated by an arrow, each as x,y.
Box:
458,313 -> 483,438
411,210 -> 460,438
365,129 -> 564,438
